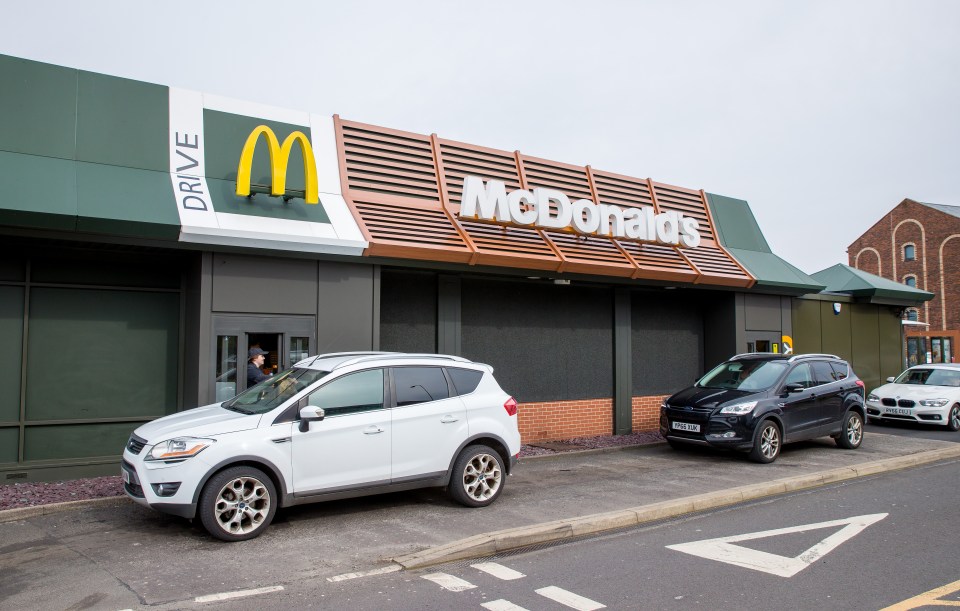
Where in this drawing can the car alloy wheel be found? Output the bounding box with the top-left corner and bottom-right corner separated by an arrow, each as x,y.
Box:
949,404 -> 960,432
199,466 -> 277,541
449,444 -> 505,507
749,420 -> 780,463
836,411 -> 863,449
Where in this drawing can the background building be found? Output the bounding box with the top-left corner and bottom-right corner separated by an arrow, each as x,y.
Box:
848,199 -> 960,366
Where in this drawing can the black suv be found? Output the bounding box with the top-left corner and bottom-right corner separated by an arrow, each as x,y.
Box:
660,353 -> 866,463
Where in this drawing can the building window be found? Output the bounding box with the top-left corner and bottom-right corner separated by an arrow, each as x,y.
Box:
907,309 -> 919,322
905,276 -> 917,288
904,244 -> 915,261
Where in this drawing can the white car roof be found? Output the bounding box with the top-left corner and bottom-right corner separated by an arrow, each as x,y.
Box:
909,362 -> 960,370
293,352 -> 485,372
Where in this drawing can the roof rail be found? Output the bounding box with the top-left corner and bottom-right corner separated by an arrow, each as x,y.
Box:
332,353 -> 472,370
305,351 -> 397,367
729,352 -> 785,360
788,353 -> 841,362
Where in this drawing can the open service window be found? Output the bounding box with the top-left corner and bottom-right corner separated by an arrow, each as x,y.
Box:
212,315 -> 316,402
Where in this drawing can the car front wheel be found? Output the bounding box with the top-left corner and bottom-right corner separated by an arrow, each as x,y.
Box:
836,411 -> 864,449
198,466 -> 277,542
748,420 -> 781,463
948,404 -> 960,432
448,445 -> 505,508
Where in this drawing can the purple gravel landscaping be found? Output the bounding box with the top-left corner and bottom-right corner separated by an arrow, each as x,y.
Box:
0,432 -> 664,511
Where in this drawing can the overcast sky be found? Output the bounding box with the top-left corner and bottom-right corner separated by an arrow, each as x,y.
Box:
4,1 -> 958,274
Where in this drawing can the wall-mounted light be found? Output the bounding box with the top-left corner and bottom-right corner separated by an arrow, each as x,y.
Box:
554,279 -> 571,285
833,303 -> 842,315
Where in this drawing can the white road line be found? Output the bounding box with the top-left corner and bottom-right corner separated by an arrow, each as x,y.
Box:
536,586 -> 606,611
194,585 -> 284,603
326,565 -> 402,582
482,599 -> 530,611
421,572 -> 477,592
471,562 -> 526,581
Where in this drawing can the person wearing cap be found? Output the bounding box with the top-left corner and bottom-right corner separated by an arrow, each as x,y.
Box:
247,347 -> 270,387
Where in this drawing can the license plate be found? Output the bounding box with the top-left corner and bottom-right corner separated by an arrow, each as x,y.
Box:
121,468 -> 131,484
671,421 -> 701,432
886,407 -> 912,416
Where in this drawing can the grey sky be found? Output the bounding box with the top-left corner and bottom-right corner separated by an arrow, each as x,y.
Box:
4,0 -> 958,274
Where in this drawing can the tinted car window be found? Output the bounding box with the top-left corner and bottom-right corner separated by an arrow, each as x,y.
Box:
697,359 -> 788,391
307,369 -> 384,416
393,367 -> 450,406
811,361 -> 836,386
784,363 -> 814,388
829,361 -> 849,380
447,368 -> 483,396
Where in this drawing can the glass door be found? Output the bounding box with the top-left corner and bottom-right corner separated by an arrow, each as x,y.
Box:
212,315 -> 315,401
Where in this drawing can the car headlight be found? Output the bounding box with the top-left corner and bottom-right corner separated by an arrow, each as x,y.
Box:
146,437 -> 214,462
919,399 -> 949,407
867,394 -> 879,402
719,401 -> 758,415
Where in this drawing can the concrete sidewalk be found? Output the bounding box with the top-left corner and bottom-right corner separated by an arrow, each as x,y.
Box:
1,431 -> 958,607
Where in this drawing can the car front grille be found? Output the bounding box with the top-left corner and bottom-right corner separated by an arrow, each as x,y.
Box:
127,434 -> 147,455
898,399 -> 916,407
121,461 -> 144,498
881,398 -> 896,407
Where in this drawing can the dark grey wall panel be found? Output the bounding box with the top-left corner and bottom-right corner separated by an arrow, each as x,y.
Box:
183,252 -> 212,408
211,254 -> 318,315
632,291 -> 704,395
380,270 -> 437,353
462,279 -> 613,402
744,293 -> 783,331
703,293 -> 736,370
317,261 -> 376,353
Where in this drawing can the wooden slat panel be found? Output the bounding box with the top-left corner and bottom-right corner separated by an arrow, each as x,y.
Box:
591,170 -> 655,209
651,181 -> 715,241
437,139 -> 522,208
545,230 -> 634,276
341,121 -> 440,202
521,158 -> 594,202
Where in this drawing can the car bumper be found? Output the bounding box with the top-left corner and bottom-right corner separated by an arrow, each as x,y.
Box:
122,448 -> 208,519
659,409 -> 755,451
866,401 -> 950,425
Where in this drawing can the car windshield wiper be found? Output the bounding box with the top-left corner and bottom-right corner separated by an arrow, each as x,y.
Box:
222,403 -> 254,415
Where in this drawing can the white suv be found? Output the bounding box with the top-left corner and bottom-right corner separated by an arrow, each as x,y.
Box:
122,353 -> 521,541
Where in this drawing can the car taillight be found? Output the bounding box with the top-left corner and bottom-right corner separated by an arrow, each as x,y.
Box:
855,380 -> 865,395
504,397 -> 518,416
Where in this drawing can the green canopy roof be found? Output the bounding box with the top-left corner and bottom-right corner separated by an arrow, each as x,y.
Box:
811,264 -> 934,305
705,193 -> 825,294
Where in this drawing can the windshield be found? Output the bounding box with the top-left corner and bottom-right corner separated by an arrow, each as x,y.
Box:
697,360 -> 788,391
223,368 -> 329,414
894,368 -> 960,387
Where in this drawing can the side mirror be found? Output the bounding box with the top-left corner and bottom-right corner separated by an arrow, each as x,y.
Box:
783,383 -> 804,394
886,377 -> 895,383
297,406 -> 325,433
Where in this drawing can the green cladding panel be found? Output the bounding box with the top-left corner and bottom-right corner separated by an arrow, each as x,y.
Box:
820,301 -> 853,360
879,313 -> 904,382
25,288 -> 179,421
791,299 -> 823,354
23,422 -> 141,461
202,110 -> 330,223
0,55 -> 78,160
75,71 -> 169,172
850,304 -> 881,391
0,151 -> 78,231
0,287 -> 24,423
75,161 -> 180,239
0,428 -> 17,463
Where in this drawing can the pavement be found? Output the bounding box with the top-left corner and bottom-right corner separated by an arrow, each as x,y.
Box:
2,431 -> 959,608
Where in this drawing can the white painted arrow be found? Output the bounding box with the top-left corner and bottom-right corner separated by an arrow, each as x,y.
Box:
666,513 -> 888,577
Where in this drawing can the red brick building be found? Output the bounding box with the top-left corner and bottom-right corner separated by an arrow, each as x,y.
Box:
848,198 -> 960,366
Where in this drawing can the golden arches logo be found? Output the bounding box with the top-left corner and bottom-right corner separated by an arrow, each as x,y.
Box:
235,125 -> 319,204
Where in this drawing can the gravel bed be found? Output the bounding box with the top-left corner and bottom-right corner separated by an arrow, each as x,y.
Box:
1,433 -> 664,511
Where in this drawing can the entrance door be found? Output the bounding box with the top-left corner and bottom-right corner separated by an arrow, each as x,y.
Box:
212,315 -> 315,402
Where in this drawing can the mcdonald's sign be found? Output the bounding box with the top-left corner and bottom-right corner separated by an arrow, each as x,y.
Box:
235,125 -> 319,204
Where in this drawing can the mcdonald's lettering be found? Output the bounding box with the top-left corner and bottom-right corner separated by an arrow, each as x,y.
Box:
236,125 -> 319,204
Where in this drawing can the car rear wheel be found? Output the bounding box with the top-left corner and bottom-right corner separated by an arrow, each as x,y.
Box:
835,411 -> 863,449
748,420 -> 781,463
199,466 -> 277,542
448,445 -> 505,508
948,404 -> 960,432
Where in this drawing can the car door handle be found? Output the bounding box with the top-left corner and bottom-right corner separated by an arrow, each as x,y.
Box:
440,415 -> 459,423
363,426 -> 385,435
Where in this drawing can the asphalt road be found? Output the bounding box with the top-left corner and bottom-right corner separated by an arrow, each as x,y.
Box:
235,458 -> 960,611
866,418 -> 960,443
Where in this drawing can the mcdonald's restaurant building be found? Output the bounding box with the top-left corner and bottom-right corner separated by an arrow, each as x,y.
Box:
0,54 -> 930,482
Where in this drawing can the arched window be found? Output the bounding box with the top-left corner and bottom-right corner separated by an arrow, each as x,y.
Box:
905,276 -> 917,288
904,244 -> 916,261
906,309 -> 919,322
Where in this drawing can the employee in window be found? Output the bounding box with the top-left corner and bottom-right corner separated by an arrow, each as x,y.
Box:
247,347 -> 271,386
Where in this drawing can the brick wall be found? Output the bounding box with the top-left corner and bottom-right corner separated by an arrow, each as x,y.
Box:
517,395 -> 667,443
848,198 -> 960,332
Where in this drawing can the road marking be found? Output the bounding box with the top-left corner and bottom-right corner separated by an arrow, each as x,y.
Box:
880,577 -> 960,610
194,585 -> 284,603
326,565 -> 402,582
471,562 -> 526,580
482,600 -> 531,611
421,572 -> 477,592
536,586 -> 606,610
666,513 -> 888,578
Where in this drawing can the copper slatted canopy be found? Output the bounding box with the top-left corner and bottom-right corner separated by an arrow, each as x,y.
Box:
334,116 -> 754,287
